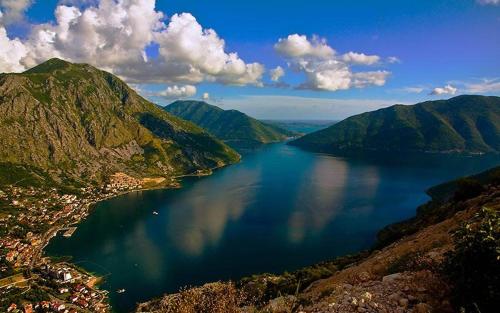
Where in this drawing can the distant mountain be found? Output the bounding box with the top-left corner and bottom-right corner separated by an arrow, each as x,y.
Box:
165,101 -> 297,148
290,95 -> 500,154
263,120 -> 337,135
0,58 -> 239,188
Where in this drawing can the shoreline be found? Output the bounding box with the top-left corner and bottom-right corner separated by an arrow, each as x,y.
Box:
33,163 -> 233,308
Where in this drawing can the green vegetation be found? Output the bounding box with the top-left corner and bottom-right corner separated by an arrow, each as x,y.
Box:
165,100 -> 297,148
0,163 -> 56,188
0,283 -> 51,309
443,207 -> 500,313
290,95 -> 500,154
0,58 -> 239,189
237,252 -> 369,304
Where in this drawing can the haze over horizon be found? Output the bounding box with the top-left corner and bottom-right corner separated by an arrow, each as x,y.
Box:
1,0 -> 499,119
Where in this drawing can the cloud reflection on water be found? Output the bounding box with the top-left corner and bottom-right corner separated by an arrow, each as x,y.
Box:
166,167 -> 261,256
288,156 -> 349,243
287,155 -> 381,243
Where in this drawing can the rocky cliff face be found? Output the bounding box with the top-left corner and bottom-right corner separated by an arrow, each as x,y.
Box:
0,59 -> 239,188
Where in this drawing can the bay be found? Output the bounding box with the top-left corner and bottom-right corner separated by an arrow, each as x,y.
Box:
45,126 -> 499,312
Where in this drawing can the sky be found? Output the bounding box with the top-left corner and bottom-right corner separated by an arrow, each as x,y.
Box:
0,0 -> 499,119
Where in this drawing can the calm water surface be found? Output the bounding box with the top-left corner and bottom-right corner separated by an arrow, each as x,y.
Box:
45,141 -> 499,312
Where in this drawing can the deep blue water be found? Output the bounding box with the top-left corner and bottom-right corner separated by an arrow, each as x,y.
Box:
45,137 -> 499,312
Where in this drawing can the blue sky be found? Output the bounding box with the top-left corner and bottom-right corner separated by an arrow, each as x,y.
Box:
1,0 -> 499,119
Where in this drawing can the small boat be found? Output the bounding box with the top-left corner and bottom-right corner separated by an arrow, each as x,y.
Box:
153,211 -> 159,215
117,289 -> 126,294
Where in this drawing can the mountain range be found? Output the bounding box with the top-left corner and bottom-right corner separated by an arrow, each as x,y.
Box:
165,100 -> 297,149
0,58 -> 239,189
290,95 -> 500,155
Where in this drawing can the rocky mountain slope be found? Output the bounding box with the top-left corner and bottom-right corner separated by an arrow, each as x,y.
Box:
0,59 -> 239,189
137,166 -> 500,313
165,100 -> 297,148
290,95 -> 500,155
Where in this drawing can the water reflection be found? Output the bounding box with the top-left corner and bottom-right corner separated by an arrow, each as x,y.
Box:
166,167 -> 261,255
122,224 -> 163,282
45,143 -> 499,313
288,155 -> 382,243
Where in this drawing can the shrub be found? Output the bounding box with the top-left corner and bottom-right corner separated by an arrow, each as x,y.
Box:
443,207 -> 500,313
452,178 -> 485,202
149,282 -> 246,313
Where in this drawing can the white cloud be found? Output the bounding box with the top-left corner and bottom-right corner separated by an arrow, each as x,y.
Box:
341,52 -> 380,65
0,0 -> 263,86
460,78 -> 500,93
275,34 -> 391,91
387,56 -> 401,64
0,0 -> 32,24
274,34 -> 334,59
158,85 -> 197,99
477,0 -> 500,5
155,13 -> 264,85
430,84 -> 457,95
400,78 -> 500,95
202,92 -> 209,100
352,71 -> 390,87
296,59 -> 352,91
269,66 -> 285,82
0,26 -> 27,72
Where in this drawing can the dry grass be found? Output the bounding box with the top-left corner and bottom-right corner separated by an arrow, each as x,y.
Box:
139,282 -> 247,313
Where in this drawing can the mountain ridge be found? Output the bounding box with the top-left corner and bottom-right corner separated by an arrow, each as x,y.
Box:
289,95 -> 500,155
164,100 -> 298,148
0,58 -> 240,189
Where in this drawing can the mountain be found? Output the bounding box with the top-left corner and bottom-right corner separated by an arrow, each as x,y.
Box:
0,58 -> 239,188
164,101 -> 297,148
290,95 -> 500,154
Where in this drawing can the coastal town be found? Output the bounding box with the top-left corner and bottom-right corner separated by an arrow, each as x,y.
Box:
0,173 -> 163,312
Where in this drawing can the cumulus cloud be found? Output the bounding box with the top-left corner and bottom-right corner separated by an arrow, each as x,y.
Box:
0,0 -> 32,24
295,59 -> 352,91
477,0 -> 500,5
202,92 -> 210,100
430,84 -> 457,95
341,52 -> 380,65
158,85 -> 197,99
0,26 -> 27,72
352,71 -> 390,87
0,0 -> 263,86
155,13 -> 264,85
275,34 -> 392,91
275,34 -> 334,59
269,66 -> 285,82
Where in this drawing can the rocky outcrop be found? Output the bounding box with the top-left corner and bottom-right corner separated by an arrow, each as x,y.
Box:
0,58 -> 240,188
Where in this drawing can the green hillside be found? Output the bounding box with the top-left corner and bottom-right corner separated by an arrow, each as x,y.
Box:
290,95 -> 500,154
0,58 -> 239,188
165,100 -> 297,148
